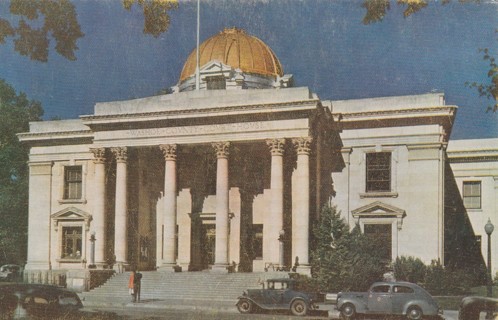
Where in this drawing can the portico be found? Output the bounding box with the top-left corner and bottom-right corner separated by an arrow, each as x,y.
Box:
75,84 -> 333,273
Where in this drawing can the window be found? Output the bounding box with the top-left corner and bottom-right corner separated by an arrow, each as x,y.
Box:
253,224 -> 263,260
206,76 -> 226,90
364,224 -> 392,261
62,226 -> 82,259
463,181 -> 481,209
64,166 -> 82,199
371,285 -> 390,293
366,152 -> 391,192
393,286 -> 414,294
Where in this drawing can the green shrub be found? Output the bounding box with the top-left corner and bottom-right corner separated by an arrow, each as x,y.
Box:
424,260 -> 477,295
393,256 -> 426,284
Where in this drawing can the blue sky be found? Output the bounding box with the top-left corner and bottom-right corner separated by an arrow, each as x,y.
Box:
0,0 -> 496,139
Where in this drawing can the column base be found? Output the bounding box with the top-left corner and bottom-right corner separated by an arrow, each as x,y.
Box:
113,262 -> 128,273
210,264 -> 229,273
24,261 -> 50,271
158,263 -> 180,272
296,265 -> 311,276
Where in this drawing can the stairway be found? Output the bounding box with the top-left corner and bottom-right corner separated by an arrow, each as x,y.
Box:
80,271 -> 288,307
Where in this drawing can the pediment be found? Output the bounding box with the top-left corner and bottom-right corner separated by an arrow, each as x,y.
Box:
51,207 -> 92,231
352,201 -> 405,217
352,201 -> 406,230
200,60 -> 233,76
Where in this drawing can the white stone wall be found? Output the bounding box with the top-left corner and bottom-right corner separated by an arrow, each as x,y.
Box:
330,93 -> 449,264
448,138 -> 498,275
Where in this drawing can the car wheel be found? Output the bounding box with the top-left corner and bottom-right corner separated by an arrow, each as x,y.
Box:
290,299 -> 308,316
406,306 -> 423,320
236,298 -> 253,314
340,303 -> 356,320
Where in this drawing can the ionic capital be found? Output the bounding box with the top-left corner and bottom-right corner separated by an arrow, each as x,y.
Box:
292,137 -> 313,155
266,139 -> 285,156
212,142 -> 230,159
111,147 -> 128,163
159,144 -> 177,161
90,148 -> 106,164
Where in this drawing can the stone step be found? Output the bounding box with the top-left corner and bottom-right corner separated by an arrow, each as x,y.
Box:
82,271 -> 288,305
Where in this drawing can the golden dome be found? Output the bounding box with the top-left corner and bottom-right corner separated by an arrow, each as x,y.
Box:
179,28 -> 284,83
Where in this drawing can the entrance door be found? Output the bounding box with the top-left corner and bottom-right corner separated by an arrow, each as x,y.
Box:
201,224 -> 216,268
364,224 -> 392,261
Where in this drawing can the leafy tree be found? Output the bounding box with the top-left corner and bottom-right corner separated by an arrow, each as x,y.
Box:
310,205 -> 386,292
123,0 -> 178,38
0,0 -> 178,62
0,0 -> 84,62
0,79 -> 43,265
466,46 -> 498,112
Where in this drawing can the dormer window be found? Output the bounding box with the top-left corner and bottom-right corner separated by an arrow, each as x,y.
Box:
206,76 -> 226,90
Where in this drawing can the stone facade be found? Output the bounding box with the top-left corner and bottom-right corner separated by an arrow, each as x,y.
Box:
17,28 -> 497,291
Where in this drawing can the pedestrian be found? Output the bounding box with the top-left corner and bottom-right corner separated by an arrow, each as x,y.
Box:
134,270 -> 142,302
128,270 -> 135,302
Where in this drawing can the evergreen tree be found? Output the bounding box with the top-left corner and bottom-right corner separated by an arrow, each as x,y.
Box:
311,205 -> 386,292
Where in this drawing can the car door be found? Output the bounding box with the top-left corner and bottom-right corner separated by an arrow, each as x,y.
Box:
263,281 -> 285,306
391,285 -> 415,315
368,284 -> 392,314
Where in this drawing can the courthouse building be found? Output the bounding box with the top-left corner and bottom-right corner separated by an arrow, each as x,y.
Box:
18,28 -> 498,289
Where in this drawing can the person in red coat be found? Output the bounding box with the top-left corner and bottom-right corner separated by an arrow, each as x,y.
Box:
128,271 -> 135,302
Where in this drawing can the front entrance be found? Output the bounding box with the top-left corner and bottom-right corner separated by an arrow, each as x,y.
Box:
364,224 -> 392,261
201,224 -> 216,268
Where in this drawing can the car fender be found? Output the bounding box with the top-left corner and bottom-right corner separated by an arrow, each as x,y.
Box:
402,300 -> 433,315
236,296 -> 267,310
337,298 -> 368,314
289,296 -> 310,307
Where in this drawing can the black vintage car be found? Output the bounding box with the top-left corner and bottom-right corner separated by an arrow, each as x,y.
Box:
0,283 -> 83,319
236,278 -> 318,316
0,265 -> 22,282
459,296 -> 498,320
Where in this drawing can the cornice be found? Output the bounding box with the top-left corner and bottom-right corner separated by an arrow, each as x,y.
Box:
17,130 -> 94,141
334,106 -> 456,121
81,100 -> 319,122
448,156 -> 498,163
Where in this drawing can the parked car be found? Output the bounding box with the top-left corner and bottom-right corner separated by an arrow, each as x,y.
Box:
336,281 -> 442,320
459,296 -> 498,320
0,283 -> 83,319
236,278 -> 318,316
0,265 -> 22,282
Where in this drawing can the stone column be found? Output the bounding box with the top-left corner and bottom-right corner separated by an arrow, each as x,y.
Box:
212,142 -> 230,272
159,144 -> 178,270
292,137 -> 312,273
111,147 -> 128,270
266,139 -> 285,265
90,148 -> 106,267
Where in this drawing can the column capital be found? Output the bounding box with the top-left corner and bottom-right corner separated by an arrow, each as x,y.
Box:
266,139 -> 286,156
159,144 -> 177,161
212,142 -> 230,159
111,147 -> 128,163
292,137 -> 313,155
90,148 -> 106,164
